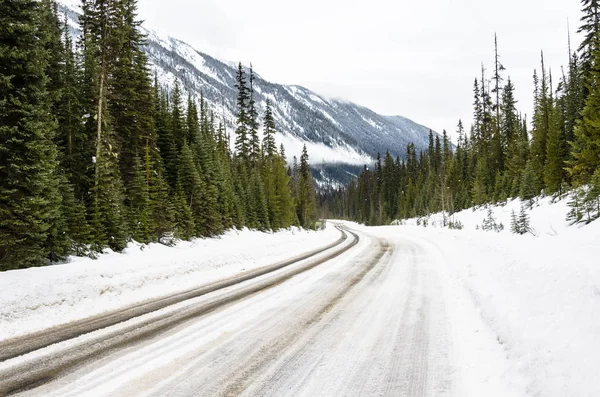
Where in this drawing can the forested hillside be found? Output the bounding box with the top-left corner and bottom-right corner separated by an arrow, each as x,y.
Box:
0,0 -> 317,270
320,1 -> 600,227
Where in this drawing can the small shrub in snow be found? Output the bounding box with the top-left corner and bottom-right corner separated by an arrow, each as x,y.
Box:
481,208 -> 503,233
159,233 -> 177,247
568,170 -> 600,225
448,220 -> 464,230
511,204 -> 534,235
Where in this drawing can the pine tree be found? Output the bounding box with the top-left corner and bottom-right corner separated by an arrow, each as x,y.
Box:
273,153 -> 297,228
568,36 -> 600,185
234,63 -> 250,161
147,150 -> 174,242
567,188 -> 586,224
60,176 -> 92,256
155,83 -> 178,189
247,64 -> 261,166
510,209 -> 520,234
193,108 -> 223,236
82,0 -> 130,252
262,99 -> 277,158
296,145 -> 317,228
173,183 -> 195,240
544,99 -> 566,195
518,203 -> 532,234
0,0 -> 64,268
56,15 -> 85,189
127,154 -> 150,242
249,169 -> 271,230
530,55 -> 552,179
578,0 -> 600,81
177,140 -> 204,235
171,80 -> 186,151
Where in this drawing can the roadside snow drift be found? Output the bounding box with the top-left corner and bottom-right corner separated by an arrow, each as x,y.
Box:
0,226 -> 340,341
386,195 -> 600,397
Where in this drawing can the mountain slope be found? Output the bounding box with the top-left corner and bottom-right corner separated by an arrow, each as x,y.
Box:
58,1 -> 435,184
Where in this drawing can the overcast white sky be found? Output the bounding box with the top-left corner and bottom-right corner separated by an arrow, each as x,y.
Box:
138,0 -> 582,138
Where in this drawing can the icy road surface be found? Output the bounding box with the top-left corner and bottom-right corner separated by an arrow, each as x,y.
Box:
6,224 -> 521,397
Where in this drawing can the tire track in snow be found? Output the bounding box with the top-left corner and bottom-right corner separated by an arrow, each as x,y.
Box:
0,227 -> 358,396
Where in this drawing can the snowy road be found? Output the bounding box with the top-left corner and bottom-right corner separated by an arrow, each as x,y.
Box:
4,225 -> 458,396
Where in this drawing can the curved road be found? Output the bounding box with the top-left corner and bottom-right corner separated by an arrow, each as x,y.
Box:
2,224 -> 453,397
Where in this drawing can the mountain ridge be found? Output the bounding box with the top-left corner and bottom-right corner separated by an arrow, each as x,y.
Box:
57,1 -> 436,185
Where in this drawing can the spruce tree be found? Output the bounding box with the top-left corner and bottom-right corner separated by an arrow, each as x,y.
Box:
60,175 -> 92,256
170,80 -> 186,152
234,63 -> 250,161
0,0 -> 63,268
568,37 -> 600,185
177,141 -> 204,235
109,0 -> 156,189
81,0 -> 129,252
544,100 -> 566,194
263,99 -> 277,158
155,83 -> 178,189
127,154 -> 150,242
173,183 -> 195,240
247,65 -> 261,166
578,0 -> 600,81
296,145 -> 317,228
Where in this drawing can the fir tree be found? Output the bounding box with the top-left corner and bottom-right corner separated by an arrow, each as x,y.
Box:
296,145 -> 318,228
171,80 -> 186,152
568,36 -> 600,185
247,64 -> 261,166
262,99 -> 277,158
60,176 -> 92,256
173,183 -> 195,240
127,154 -> 150,242
578,0 -> 600,79
0,0 -> 63,268
155,83 -> 178,189
234,63 -> 250,161
177,141 -> 204,235
544,100 -> 566,195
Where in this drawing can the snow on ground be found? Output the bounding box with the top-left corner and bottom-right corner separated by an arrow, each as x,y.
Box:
372,195 -> 600,397
0,226 -> 340,341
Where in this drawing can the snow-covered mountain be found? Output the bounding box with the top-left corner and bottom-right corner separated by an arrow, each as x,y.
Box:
58,1 -> 435,185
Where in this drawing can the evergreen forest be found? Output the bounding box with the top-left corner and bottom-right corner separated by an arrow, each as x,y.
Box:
0,0 -> 317,270
319,1 -> 600,228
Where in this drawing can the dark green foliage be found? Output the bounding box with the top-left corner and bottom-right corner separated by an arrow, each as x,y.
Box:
578,0 -> 600,79
0,0 -> 63,268
90,134 -> 128,252
320,27 -> 596,227
170,81 -> 186,152
173,184 -> 195,240
511,204 -> 532,235
0,2 -> 309,271
126,154 -> 150,242
234,63 -> 250,161
155,83 -> 178,189
247,65 -> 261,166
60,175 -> 92,256
544,102 -> 566,195
568,32 -> 600,185
295,145 -> 318,228
262,99 -> 277,158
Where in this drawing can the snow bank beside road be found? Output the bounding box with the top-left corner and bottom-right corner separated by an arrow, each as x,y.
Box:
0,226 -> 340,341
388,196 -> 600,397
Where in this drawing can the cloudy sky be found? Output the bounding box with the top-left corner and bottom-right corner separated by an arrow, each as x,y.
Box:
137,0 -> 582,138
